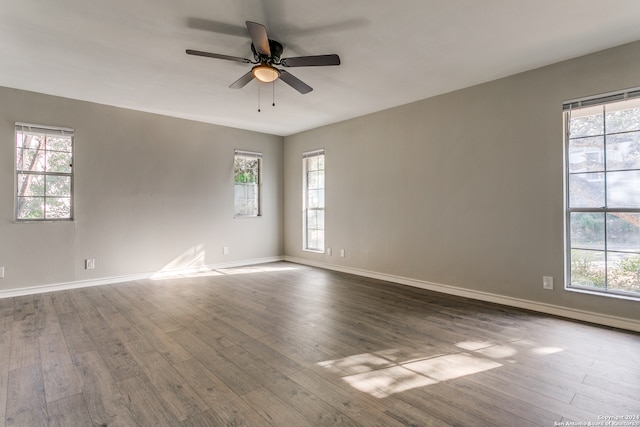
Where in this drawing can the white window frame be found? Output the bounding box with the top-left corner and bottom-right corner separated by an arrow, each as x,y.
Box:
234,149 -> 262,218
564,88 -> 640,300
303,149 -> 325,252
15,122 -> 74,221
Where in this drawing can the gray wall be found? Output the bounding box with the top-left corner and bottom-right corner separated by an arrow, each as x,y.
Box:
1,40 -> 638,324
284,41 -> 640,322
0,87 -> 283,291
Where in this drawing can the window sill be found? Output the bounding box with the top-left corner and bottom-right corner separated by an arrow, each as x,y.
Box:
14,219 -> 74,223
303,249 -> 325,254
566,286 -> 640,302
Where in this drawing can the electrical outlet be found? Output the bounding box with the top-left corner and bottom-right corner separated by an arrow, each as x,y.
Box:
85,259 -> 95,270
340,249 -> 345,257
326,247 -> 332,256
223,246 -> 230,255
543,276 -> 553,290
0,266 -> 4,279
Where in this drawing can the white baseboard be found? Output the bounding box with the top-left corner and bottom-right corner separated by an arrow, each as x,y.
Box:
0,256 -> 284,299
284,256 -> 640,333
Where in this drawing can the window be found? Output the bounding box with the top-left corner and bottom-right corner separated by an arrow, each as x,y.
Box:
234,150 -> 262,217
15,123 -> 74,221
303,149 -> 325,252
564,89 -> 640,298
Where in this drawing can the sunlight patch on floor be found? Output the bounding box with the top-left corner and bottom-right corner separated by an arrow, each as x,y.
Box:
342,365 -> 439,398
456,339 -> 564,360
319,349 -> 501,398
151,254 -> 297,280
320,338 -> 565,398
530,346 -> 564,355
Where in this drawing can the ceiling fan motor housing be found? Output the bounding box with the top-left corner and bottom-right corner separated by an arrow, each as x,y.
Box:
251,40 -> 283,63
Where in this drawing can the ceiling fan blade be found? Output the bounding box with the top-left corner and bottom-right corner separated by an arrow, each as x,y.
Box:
281,54 -> 341,67
278,70 -> 313,94
186,49 -> 251,63
246,21 -> 271,57
229,71 -> 255,89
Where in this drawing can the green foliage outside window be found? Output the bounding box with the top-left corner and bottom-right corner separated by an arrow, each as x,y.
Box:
234,157 -> 260,184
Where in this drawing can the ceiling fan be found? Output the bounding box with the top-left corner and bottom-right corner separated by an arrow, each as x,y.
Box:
186,21 -> 340,94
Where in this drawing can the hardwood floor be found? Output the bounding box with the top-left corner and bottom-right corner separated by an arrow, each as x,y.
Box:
0,262 -> 638,426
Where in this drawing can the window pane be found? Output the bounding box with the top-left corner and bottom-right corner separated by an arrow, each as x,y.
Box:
234,157 -> 259,183
306,156 -> 318,171
316,230 -> 325,250
45,197 -> 71,219
17,174 -> 45,197
607,170 -> 640,208
306,230 -> 324,251
46,175 -> 71,197
234,183 -> 259,216
569,112 -> 603,138
607,252 -> 640,294
606,132 -> 640,171
46,151 -> 72,173
568,173 -> 604,208
306,230 -> 316,250
570,212 -> 605,250
568,136 -> 604,173
306,210 -> 317,229
246,200 -> 257,215
247,184 -> 257,198
17,197 -> 44,219
606,213 -> 640,253
307,189 -> 324,209
605,106 -> 640,134
307,171 -> 324,190
46,136 -> 72,152
316,209 -> 325,229
18,148 -> 46,172
17,132 -> 44,150
236,201 -> 248,215
570,249 -> 606,289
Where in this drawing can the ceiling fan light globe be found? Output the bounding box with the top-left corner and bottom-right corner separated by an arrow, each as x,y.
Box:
252,64 -> 280,83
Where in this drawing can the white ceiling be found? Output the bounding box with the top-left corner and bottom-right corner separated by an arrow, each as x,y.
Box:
2,1 -> 640,136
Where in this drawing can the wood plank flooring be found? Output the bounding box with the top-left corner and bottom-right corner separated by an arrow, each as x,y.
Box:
0,262 -> 638,426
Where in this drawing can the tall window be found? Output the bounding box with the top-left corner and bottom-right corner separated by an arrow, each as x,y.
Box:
564,90 -> 640,298
234,150 -> 262,217
15,123 -> 74,221
303,149 -> 325,252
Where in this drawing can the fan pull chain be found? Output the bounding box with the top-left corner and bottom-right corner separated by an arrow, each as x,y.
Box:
272,80 -> 276,107
258,83 -> 261,112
